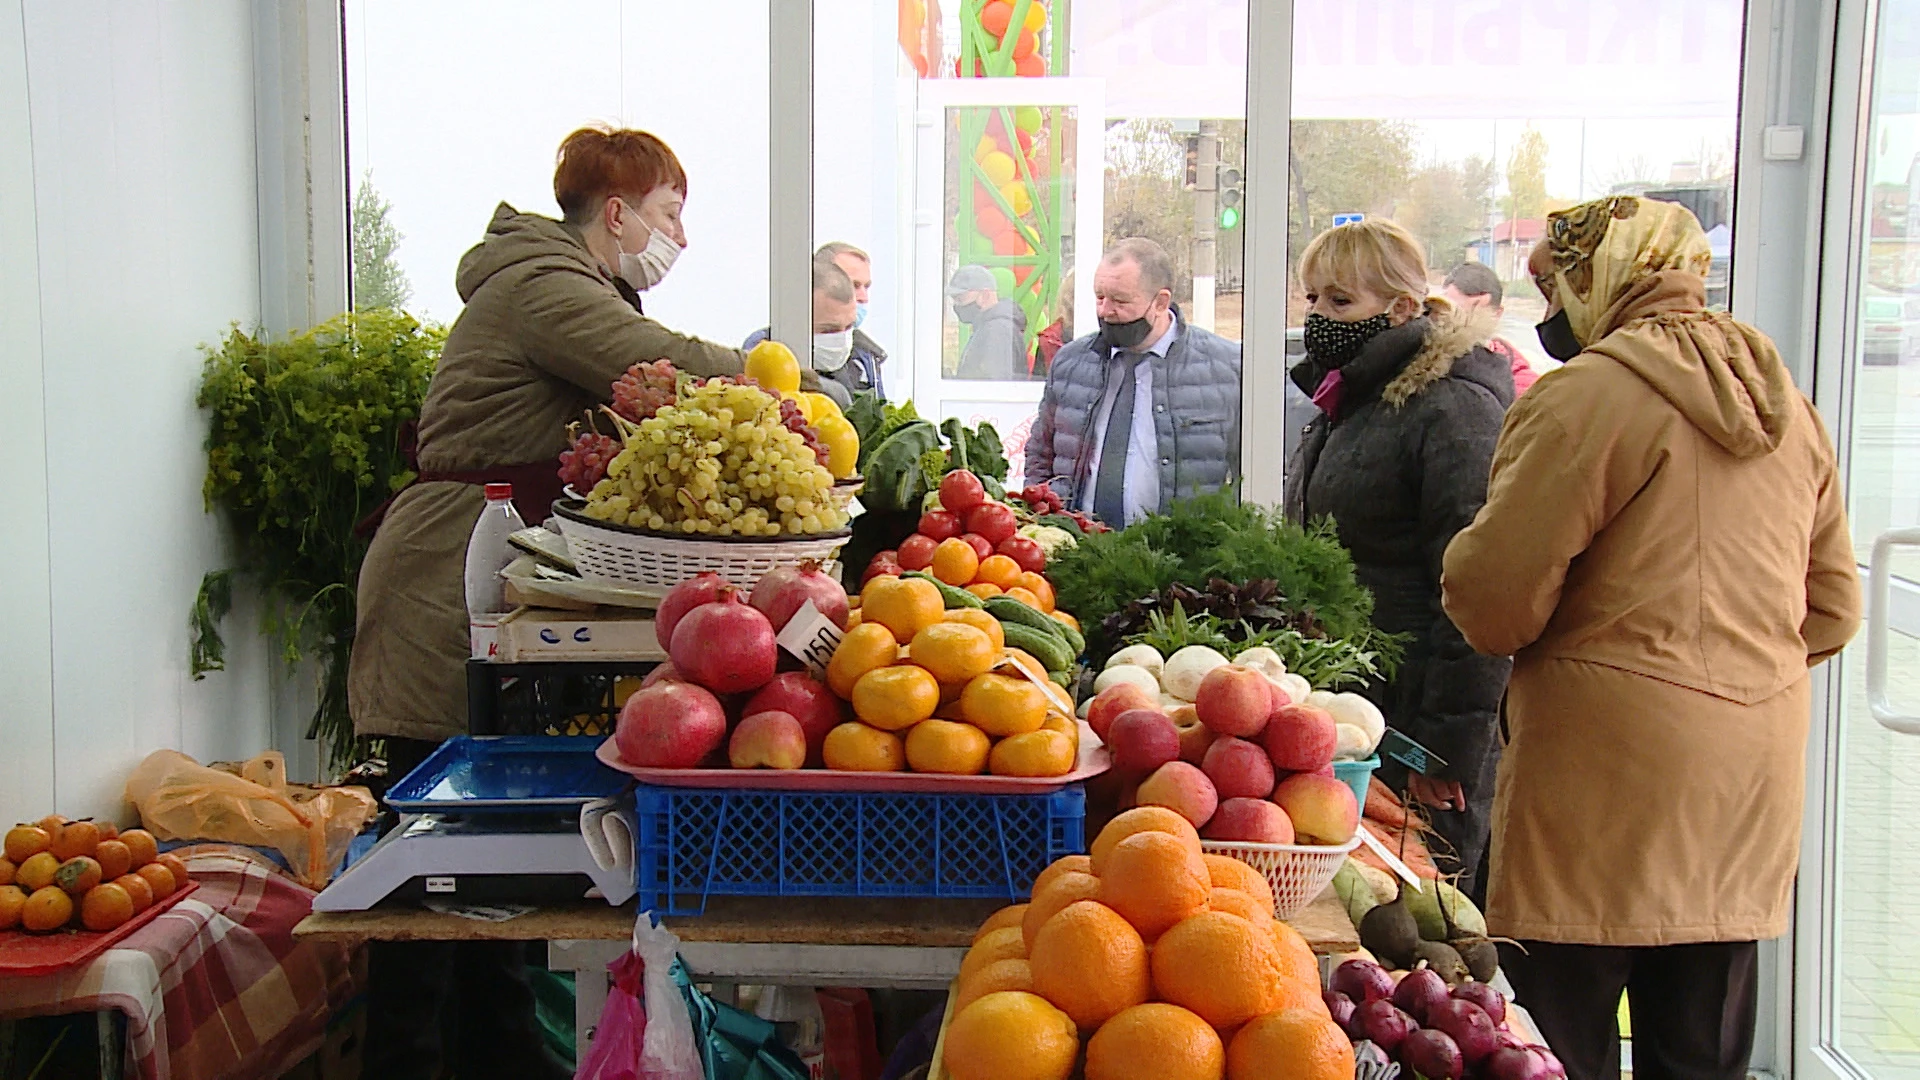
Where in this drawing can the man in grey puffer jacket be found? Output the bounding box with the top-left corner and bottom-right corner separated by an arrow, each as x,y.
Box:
1024,238 -> 1242,525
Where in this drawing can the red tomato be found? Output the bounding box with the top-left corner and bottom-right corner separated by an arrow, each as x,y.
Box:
959,533 -> 994,561
966,502 -> 1019,545
862,554 -> 902,584
897,534 -> 939,571
917,510 -> 963,542
996,536 -> 1047,574
939,471 -> 987,516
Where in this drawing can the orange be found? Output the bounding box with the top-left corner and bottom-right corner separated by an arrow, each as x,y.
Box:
94,821 -> 119,842
844,609 -> 863,629
1150,911 -> 1290,1029
4,825 -> 51,863
1269,921 -> 1323,994
909,623 -> 999,684
850,664 -> 940,731
1085,1003 -> 1226,1080
959,673 -> 1048,736
120,829 -> 160,868
0,858 -> 13,887
905,719 -> 990,775
1022,869 -> 1103,951
989,731 -> 1076,777
1002,651 -> 1076,713
1030,854 -> 1091,898
964,583 -> 1004,600
960,925 -> 1028,984
860,575 -> 944,643
1089,806 -> 1204,875
16,851 -> 59,893
55,856 -> 102,896
0,885 -> 25,930
81,883 -> 134,931
1050,610 -> 1081,633
942,991 -> 1079,1080
974,554 -> 1023,589
1203,855 -> 1275,913
1029,900 -> 1149,1029
1225,1007 -> 1355,1080
1042,712 -> 1080,744
114,873 -> 154,913
136,862 -> 178,899
155,853 -> 191,888
827,622 -> 903,698
930,537 -> 982,586
94,840 -> 133,882
1003,586 -> 1043,609
942,608 -> 1005,650
1209,888 -> 1274,928
49,820 -> 99,862
974,903 -> 1029,943
22,886 -> 72,932
952,957 -> 1033,1015
1100,832 -> 1213,939
1015,573 -> 1056,612
822,722 -> 906,772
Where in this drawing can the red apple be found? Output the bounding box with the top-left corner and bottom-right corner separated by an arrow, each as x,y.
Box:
1203,797 -> 1296,844
728,711 -> 808,770
1272,772 -> 1359,844
1171,704 -> 1218,764
1106,708 -> 1180,774
1135,761 -> 1219,829
1194,664 -> 1275,738
1263,703 -> 1339,773
1201,736 -> 1277,800
1087,683 -> 1158,742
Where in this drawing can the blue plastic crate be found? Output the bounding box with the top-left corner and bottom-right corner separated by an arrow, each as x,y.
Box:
632,784 -> 1086,915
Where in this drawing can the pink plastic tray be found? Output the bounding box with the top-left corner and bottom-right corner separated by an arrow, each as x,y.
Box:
595,721 -> 1110,794
0,881 -> 200,977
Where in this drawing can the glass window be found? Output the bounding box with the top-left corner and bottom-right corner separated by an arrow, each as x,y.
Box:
344,0 -> 770,346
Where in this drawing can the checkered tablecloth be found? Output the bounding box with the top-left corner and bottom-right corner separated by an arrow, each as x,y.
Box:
0,845 -> 359,1080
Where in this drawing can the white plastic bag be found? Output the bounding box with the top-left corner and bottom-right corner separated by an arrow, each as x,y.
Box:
634,919 -> 702,1080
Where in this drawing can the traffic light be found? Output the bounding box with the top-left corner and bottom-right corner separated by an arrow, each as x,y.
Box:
1184,136 -> 1199,190
1218,165 -> 1244,229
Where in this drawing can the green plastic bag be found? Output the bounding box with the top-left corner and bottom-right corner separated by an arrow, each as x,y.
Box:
670,961 -> 810,1080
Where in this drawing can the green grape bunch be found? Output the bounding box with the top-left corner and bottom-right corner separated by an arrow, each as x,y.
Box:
583,378 -> 849,537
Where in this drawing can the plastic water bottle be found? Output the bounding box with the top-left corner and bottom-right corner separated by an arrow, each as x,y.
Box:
464,482 -> 525,660
754,985 -> 827,1078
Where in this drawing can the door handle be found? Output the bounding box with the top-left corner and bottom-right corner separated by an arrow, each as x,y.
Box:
1868,527 -> 1920,734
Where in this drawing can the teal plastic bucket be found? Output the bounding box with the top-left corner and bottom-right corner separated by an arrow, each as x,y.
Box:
1333,756 -> 1379,811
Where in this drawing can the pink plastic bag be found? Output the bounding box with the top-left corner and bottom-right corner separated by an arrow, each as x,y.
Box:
576,950 -> 648,1080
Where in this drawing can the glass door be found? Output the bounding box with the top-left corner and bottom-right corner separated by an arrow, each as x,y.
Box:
1798,2 -> 1920,1077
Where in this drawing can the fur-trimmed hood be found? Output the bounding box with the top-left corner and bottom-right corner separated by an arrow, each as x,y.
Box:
1382,303 -> 1503,406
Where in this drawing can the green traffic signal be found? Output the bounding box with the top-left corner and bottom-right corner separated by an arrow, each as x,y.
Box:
1220,206 -> 1241,229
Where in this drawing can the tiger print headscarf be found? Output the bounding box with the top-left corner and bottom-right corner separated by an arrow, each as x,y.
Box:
1543,195 -> 1714,346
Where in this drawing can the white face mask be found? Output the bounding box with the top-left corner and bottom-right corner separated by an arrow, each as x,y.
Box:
616,204 -> 682,291
812,329 -> 854,372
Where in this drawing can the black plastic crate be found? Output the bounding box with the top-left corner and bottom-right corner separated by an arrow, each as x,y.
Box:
466,659 -> 660,737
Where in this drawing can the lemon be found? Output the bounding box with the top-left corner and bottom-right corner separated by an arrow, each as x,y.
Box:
745,340 -> 802,393
816,414 -> 860,479
804,391 -> 843,420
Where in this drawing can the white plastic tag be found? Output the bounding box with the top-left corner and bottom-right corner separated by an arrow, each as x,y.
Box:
777,600 -> 845,681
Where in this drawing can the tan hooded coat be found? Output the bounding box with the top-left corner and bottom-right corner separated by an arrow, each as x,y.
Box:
1441,272 -> 1861,945
349,205 -> 743,743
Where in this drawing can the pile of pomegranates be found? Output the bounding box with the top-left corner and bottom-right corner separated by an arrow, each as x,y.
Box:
1324,960 -> 1565,1080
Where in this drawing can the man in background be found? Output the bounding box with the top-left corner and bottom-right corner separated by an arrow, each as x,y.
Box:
947,264 -> 1030,381
744,256 -> 868,406
1443,261 -> 1538,395
816,240 -> 888,397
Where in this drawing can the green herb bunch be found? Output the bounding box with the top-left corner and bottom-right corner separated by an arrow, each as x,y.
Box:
191,309 -> 444,770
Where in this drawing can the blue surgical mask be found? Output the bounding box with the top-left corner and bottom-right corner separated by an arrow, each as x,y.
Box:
854,303 -> 868,329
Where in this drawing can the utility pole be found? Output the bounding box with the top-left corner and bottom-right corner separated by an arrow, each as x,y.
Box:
1193,119 -> 1220,332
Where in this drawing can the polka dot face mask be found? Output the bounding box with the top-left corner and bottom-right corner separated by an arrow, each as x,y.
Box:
1303,311 -> 1393,367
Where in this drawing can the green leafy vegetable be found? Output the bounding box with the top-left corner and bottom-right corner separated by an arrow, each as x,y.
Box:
862,418 -> 943,512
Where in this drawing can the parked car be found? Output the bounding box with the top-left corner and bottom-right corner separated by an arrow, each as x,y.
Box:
1862,286 -> 1920,366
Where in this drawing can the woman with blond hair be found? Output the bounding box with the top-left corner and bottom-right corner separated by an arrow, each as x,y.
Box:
1284,218 -> 1514,901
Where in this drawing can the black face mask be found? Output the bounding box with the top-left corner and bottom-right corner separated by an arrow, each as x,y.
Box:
1535,309 -> 1583,360
1100,309 -> 1157,350
1303,312 -> 1393,367
953,301 -> 985,324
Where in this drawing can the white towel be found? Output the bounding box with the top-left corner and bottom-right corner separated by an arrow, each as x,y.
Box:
579,797 -> 636,875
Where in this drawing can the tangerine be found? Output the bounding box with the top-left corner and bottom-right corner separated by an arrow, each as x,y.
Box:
1028,900 -> 1149,1030
4,825 -> 50,863
81,883 -> 134,931
1003,586 -> 1043,609
120,829 -> 160,868
1050,610 -> 1081,633
114,873 -> 154,913
989,731 -> 1076,778
1002,651 -> 1076,713
0,885 -> 24,930
1149,911 -> 1289,1029
49,820 -> 98,862
960,925 -> 1028,984
1015,573 -> 1056,612
860,576 -> 944,643
94,821 -> 119,842
850,665 -> 940,731
960,673 -> 1048,737
1209,888 -> 1274,928
827,622 -> 902,698
909,623 -> 999,684
1225,1007 -> 1355,1080
136,862 -> 178,899
95,839 -> 133,882
155,853 -> 191,888
930,537 -> 982,587
904,719 -> 990,775
55,856 -> 102,896
941,991 -> 1078,1080
1030,854 -> 1091,898
1203,855 -> 1275,913
1041,712 -> 1080,744
1022,870 -> 1103,951
973,903 -> 1029,943
973,554 -> 1022,590
0,858 -> 13,887
964,583 -> 1004,600
942,608 -> 1005,650
22,886 -> 72,932
1100,832 -> 1213,939
1085,1003 -> 1226,1080
952,957 -> 1033,1015
16,851 -> 59,893
821,723 -> 906,772
1089,806 -> 1203,875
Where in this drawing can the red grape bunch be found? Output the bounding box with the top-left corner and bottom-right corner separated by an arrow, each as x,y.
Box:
558,428 -> 621,492
611,359 -> 677,423
776,396 -> 831,467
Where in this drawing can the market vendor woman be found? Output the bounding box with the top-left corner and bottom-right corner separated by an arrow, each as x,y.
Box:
349,125 -> 745,1080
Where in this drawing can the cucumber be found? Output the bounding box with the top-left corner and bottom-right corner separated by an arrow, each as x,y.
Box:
1049,669 -> 1072,689
1003,623 -> 1073,672
1046,615 -> 1086,657
905,570 -> 985,609
984,597 -> 1069,641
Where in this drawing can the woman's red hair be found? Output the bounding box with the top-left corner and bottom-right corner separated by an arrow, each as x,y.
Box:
553,125 -> 687,223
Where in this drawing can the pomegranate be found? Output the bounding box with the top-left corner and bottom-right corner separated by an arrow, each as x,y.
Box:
615,681 -> 728,768
744,671 -> 846,763
656,573 -> 729,650
749,561 -> 850,631
669,590 -> 778,694
641,661 -> 683,688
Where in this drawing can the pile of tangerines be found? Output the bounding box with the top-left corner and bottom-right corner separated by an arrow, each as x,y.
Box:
942,806 -> 1354,1080
1,816 -> 192,934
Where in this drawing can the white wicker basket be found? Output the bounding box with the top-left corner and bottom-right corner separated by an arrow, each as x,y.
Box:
1201,833 -> 1363,921
548,500 -> 849,591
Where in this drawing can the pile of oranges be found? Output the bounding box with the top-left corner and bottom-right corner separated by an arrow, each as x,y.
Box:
820,574 -> 1080,778
941,807 -> 1354,1080
0,817 -> 191,934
